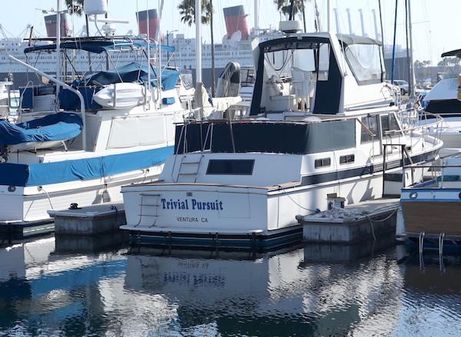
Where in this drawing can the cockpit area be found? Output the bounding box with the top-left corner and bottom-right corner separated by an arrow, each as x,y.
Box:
250,34 -> 385,116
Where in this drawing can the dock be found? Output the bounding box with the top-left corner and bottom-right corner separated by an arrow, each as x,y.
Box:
49,203 -> 126,235
0,220 -> 54,243
298,199 -> 400,244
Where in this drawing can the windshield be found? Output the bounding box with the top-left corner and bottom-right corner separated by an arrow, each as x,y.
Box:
344,43 -> 383,85
263,43 -> 331,82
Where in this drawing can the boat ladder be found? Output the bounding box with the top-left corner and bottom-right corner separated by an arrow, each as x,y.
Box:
176,155 -> 203,183
418,231 -> 425,254
137,193 -> 161,228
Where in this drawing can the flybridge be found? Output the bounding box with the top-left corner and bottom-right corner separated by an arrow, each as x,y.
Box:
160,198 -> 224,211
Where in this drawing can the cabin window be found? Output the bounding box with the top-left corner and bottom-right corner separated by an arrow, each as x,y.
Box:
344,43 -> 383,85
176,120 -> 356,155
381,114 -> 400,135
340,154 -> 355,164
206,159 -> 255,175
360,115 -> 379,143
315,158 -> 331,168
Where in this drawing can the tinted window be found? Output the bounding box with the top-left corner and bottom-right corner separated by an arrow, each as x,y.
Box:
315,158 -> 331,168
206,160 -> 255,175
381,114 -> 400,134
176,120 -> 356,155
361,115 -> 379,143
340,154 -> 355,164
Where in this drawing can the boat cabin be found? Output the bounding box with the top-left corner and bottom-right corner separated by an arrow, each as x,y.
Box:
20,38 -> 183,113
250,33 -> 392,117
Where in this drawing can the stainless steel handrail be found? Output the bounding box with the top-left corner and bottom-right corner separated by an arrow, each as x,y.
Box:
9,55 -> 87,151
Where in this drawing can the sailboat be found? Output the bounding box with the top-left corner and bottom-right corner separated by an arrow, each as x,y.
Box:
0,0 -> 234,236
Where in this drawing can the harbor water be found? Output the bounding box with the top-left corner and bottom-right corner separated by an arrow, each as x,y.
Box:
1,237 -> 461,337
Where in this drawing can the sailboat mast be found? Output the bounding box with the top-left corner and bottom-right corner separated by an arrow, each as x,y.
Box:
56,0 -> 61,96
195,0 -> 202,85
158,0 -> 163,101
146,1 -> 152,103
313,0 -> 322,32
407,0 -> 416,98
254,0 -> 259,30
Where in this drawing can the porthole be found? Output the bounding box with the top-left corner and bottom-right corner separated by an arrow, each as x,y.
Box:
7,185 -> 16,192
409,192 -> 418,199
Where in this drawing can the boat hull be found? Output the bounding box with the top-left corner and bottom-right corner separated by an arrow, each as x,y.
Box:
0,164 -> 163,226
401,192 -> 461,236
127,226 -> 303,251
121,171 -> 391,249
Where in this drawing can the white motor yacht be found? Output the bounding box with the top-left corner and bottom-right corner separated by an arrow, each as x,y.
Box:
121,30 -> 442,249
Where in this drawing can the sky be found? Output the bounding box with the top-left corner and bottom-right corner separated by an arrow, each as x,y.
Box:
0,0 -> 459,65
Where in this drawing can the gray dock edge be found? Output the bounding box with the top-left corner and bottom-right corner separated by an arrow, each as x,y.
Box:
49,203 -> 126,236
297,199 -> 400,244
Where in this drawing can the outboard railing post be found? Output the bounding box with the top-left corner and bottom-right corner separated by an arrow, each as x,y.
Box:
382,144 -> 387,194
9,55 -> 87,151
401,144 -> 406,187
113,83 -> 117,109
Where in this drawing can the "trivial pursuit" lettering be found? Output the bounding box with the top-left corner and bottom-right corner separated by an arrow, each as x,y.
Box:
160,198 -> 223,211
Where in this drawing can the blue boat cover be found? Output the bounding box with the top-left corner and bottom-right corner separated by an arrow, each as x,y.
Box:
85,62 -> 179,90
0,146 -> 174,187
0,112 -> 82,145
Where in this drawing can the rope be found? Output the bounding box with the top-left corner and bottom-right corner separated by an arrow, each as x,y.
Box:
39,186 -> 54,210
281,188 -> 319,214
365,206 -> 400,241
366,207 -> 399,223
366,215 -> 377,241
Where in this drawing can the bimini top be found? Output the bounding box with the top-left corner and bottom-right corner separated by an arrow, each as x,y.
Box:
441,49 -> 461,58
257,33 -> 381,52
23,38 -> 175,54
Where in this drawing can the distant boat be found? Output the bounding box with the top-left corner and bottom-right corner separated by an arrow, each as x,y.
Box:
420,49 -> 461,150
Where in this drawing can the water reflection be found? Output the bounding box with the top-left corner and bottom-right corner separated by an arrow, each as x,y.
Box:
0,239 -> 461,336
125,246 -> 403,337
0,237 -> 128,336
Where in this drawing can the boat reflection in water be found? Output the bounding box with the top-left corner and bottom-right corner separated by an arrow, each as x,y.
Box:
2,239 -> 461,336
125,245 -> 404,336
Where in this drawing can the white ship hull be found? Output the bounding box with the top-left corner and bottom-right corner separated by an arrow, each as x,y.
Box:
0,158 -> 164,225
121,146 -> 438,249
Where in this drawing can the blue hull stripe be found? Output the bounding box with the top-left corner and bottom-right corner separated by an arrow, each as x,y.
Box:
0,146 -> 174,187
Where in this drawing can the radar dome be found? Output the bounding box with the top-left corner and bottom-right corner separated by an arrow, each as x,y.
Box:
84,0 -> 107,16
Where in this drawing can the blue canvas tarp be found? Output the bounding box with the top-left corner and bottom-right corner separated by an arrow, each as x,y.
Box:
0,112 -> 82,145
0,146 -> 174,187
85,62 -> 179,90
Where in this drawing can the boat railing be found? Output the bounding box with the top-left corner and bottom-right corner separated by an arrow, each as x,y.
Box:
417,110 -> 444,145
9,55 -> 87,151
402,160 -> 461,189
17,80 -> 34,119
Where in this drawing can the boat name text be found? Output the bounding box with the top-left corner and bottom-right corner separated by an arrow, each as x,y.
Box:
160,198 -> 223,211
